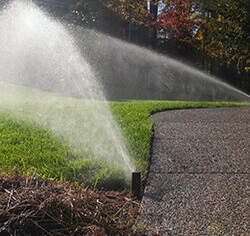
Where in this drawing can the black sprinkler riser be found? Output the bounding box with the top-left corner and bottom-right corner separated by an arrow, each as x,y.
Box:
132,172 -> 141,200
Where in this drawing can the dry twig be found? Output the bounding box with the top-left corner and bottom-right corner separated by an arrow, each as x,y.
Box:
0,174 -> 140,235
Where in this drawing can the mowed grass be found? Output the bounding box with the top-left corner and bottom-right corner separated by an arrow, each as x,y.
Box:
0,83 -> 249,188
0,114 -> 69,178
0,114 -> 130,189
109,100 -> 250,183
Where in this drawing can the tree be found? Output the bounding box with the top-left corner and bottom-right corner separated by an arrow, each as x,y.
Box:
65,0 -> 125,36
148,0 -> 200,42
105,0 -> 152,25
146,0 -> 249,91
66,0 -> 250,91
105,0 -> 250,91
104,0 -> 159,45
190,0 -> 249,91
194,0 -> 249,64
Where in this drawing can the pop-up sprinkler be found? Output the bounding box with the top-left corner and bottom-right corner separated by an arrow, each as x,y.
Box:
132,172 -> 141,200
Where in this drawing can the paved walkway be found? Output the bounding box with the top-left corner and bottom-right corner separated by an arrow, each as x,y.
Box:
134,107 -> 250,235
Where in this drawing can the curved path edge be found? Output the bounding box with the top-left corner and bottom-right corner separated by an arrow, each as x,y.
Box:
133,107 -> 250,235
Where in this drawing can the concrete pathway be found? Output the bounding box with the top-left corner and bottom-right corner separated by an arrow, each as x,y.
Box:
134,107 -> 250,235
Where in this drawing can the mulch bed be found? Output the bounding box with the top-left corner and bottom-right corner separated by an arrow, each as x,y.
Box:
0,173 -> 140,235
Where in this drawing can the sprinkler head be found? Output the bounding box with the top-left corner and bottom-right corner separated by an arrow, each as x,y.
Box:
132,172 -> 141,200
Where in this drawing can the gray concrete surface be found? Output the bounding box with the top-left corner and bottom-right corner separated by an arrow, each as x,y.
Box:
134,107 -> 250,235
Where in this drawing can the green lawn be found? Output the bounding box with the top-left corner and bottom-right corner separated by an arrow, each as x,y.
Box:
0,82 -> 249,189
109,100 -> 249,183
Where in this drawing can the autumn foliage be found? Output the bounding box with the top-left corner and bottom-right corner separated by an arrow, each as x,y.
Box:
148,0 -> 200,41
105,0 -> 151,24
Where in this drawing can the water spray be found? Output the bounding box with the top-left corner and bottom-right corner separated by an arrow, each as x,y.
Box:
132,172 -> 141,200
0,0 -> 136,179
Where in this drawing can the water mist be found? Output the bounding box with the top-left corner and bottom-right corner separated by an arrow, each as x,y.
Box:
0,0 -> 135,182
0,0 -> 249,186
76,29 -> 250,102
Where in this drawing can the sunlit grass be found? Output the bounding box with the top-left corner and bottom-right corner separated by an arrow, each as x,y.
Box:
0,113 -> 129,189
109,100 -> 249,181
0,82 -> 249,188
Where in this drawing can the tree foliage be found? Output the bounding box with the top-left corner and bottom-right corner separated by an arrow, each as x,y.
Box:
106,0 -> 249,68
105,0 -> 152,24
65,0 -> 125,36
148,0 -> 200,41
68,0 -> 249,67
193,0 -> 249,70
66,0 -> 249,91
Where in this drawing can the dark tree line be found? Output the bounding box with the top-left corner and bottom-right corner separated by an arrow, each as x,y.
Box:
8,0 -> 246,94
64,0 -> 250,93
